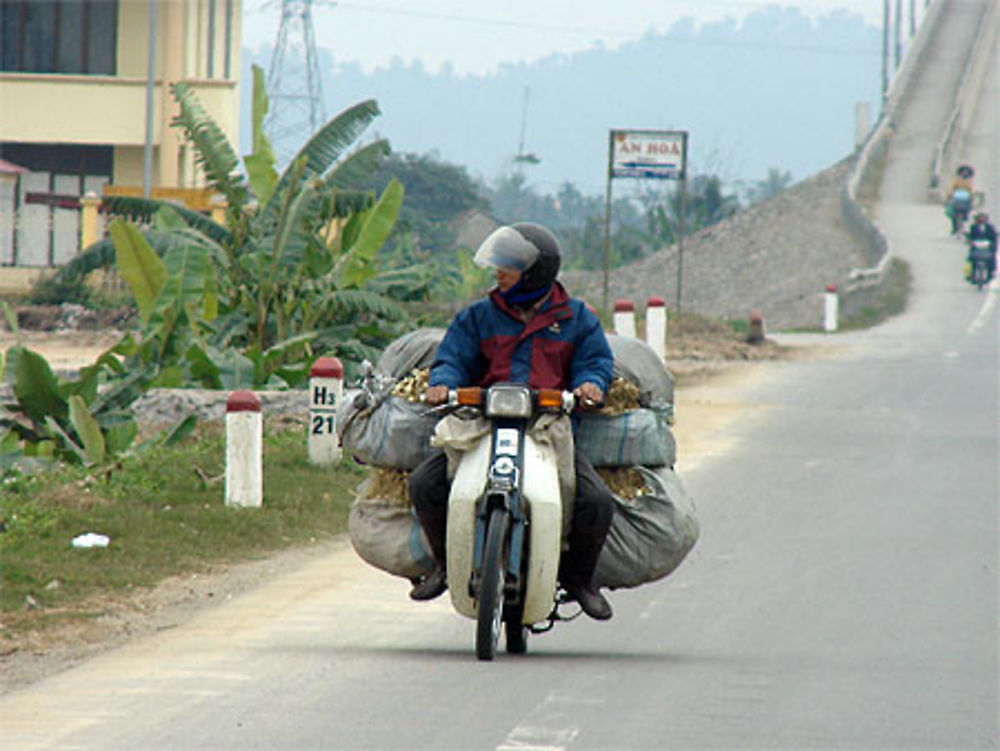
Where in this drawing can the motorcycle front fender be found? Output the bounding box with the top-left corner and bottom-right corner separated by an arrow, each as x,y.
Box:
446,432 -> 563,625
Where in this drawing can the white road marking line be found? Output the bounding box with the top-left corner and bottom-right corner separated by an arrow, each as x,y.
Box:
967,280 -> 998,334
496,692 -> 588,751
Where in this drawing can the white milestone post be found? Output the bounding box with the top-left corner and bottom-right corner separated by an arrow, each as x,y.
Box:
646,296 -> 667,360
824,284 -> 839,333
309,356 -> 343,464
613,299 -> 636,338
225,391 -> 263,508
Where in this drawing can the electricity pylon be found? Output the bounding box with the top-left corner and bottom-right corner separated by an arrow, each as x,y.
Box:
265,0 -> 330,165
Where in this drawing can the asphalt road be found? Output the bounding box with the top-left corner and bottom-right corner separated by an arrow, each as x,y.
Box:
2,6 -> 998,751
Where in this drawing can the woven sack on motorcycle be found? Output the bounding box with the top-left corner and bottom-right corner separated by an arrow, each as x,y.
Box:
593,466 -> 699,590
376,327 -> 446,377
606,333 -> 675,408
576,406 -> 677,468
336,328 -> 446,468
347,475 -> 434,579
337,391 -> 440,469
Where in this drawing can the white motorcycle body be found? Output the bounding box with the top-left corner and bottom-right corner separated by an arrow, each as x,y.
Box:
970,238 -> 992,258
446,429 -> 563,625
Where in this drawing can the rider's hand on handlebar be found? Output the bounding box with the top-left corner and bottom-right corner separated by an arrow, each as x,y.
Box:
423,385 -> 450,406
573,382 -> 604,410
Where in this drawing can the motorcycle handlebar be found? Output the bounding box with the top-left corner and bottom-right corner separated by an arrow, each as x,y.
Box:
449,387 -> 578,412
423,386 -> 601,413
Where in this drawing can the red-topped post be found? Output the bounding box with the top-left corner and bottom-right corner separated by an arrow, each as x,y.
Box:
824,284 -> 839,332
226,390 -> 262,507
309,356 -> 343,464
613,299 -> 636,338
748,309 -> 767,344
645,296 -> 667,360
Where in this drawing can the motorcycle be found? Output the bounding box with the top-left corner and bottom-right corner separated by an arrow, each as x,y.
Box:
968,238 -> 993,291
438,383 -> 582,660
948,189 -> 973,234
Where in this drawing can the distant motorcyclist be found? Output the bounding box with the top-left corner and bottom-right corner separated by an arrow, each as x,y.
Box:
407,222 -> 616,620
966,212 -> 998,280
946,164 -> 975,234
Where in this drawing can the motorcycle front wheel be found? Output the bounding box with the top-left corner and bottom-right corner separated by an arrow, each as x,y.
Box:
476,508 -> 510,661
974,261 -> 989,290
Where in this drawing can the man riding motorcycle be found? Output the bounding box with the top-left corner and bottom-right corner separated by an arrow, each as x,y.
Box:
946,164 -> 975,234
966,212 -> 998,280
407,222 -> 617,620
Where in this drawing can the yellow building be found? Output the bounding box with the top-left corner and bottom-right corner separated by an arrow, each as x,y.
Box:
0,0 -> 242,266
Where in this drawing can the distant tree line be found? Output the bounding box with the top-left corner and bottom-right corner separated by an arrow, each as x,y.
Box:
361,151 -> 794,275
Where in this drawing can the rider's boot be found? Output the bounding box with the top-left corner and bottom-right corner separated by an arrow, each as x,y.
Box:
409,499 -> 448,601
560,538 -> 612,621
408,456 -> 450,601
409,562 -> 447,601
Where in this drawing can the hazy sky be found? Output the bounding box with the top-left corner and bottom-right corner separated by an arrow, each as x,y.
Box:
242,1 -> 898,75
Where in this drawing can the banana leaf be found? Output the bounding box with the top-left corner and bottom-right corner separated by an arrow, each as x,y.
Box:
43,416 -> 87,463
5,346 -> 67,428
157,238 -> 213,318
110,220 -> 168,325
171,81 -> 248,211
267,168 -> 322,281
259,99 -> 381,230
68,394 -> 106,465
109,196 -> 232,246
103,416 -> 139,456
324,140 -> 391,190
320,288 -> 407,321
336,178 -> 404,288
244,65 -> 279,205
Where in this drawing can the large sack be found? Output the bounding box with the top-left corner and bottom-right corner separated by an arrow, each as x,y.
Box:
337,391 -> 440,469
576,407 -> 676,468
376,328 -> 446,378
594,466 -> 698,590
606,333 -> 674,408
347,477 -> 434,580
336,329 -> 446,469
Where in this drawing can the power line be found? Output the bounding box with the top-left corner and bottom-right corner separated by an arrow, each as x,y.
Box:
273,1 -> 881,56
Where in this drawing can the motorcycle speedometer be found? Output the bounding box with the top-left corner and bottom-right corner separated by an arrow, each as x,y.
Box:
485,384 -> 532,418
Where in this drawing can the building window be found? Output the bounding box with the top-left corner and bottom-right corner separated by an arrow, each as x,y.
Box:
0,0 -> 117,75
0,143 -> 114,176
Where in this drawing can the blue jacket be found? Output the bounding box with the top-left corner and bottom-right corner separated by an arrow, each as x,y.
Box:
430,282 -> 613,393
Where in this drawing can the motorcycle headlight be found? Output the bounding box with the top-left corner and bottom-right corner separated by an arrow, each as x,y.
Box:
485,385 -> 532,418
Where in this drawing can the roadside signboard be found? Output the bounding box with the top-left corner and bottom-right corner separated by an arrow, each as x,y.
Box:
609,130 -> 687,180
603,128 -> 690,315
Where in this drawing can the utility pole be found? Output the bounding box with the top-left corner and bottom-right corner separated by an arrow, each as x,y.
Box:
881,0 -> 890,106
265,0 -> 330,166
894,0 -> 903,71
143,0 -> 158,197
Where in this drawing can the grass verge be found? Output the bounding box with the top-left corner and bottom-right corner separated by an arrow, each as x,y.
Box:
839,257 -> 912,330
0,423 -> 367,638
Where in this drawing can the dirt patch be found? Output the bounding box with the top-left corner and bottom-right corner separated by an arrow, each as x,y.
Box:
0,329 -> 123,373
1,543 -> 344,694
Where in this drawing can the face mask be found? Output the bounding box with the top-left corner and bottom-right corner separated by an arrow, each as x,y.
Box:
499,280 -> 552,307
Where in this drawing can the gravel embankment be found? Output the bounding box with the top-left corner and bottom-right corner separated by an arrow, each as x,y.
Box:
131,390 -> 309,429
562,156 -> 870,330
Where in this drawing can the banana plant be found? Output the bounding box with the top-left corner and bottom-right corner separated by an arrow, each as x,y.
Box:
56,64 -> 410,389
0,344 -> 152,466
